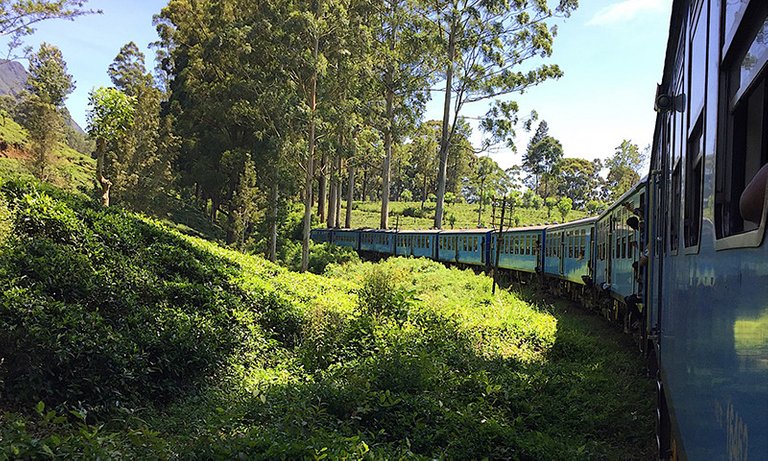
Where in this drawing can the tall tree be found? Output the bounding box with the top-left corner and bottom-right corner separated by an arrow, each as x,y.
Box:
526,135 -> 564,198
522,120 -> 549,190
374,0 -> 435,229
106,42 -> 171,210
554,157 -> 603,209
19,42 -> 74,179
605,139 -> 646,200
427,0 -> 578,228
86,87 -> 135,207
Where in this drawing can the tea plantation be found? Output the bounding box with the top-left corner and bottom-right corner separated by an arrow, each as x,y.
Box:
0,179 -> 653,460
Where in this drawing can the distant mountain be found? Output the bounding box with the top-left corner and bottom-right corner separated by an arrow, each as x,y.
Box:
0,59 -> 85,135
0,60 -> 27,97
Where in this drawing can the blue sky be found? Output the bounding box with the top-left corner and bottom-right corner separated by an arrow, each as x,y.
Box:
6,0 -> 672,170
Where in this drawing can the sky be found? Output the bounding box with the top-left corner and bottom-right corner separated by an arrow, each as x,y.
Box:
4,0 -> 673,170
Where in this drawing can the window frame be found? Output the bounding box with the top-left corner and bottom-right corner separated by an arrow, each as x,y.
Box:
715,1 -> 768,250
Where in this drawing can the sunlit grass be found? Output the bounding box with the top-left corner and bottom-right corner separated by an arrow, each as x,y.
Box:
340,200 -> 590,230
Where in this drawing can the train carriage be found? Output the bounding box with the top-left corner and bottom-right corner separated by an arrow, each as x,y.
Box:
594,180 -> 647,301
646,0 -> 768,458
310,228 -> 333,244
332,229 -> 361,251
543,217 -> 596,284
491,226 -> 546,274
436,229 -> 492,266
359,229 -> 396,254
395,230 -> 440,259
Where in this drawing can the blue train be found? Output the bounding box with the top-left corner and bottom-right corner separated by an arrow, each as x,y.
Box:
312,0 -> 768,458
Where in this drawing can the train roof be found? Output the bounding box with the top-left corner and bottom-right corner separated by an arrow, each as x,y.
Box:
395,229 -> 442,234
437,228 -> 494,234
545,216 -> 598,230
498,224 -> 548,232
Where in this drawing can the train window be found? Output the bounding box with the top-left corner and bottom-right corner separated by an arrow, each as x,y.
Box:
716,8 -> 768,241
671,162 -> 682,251
715,6 -> 768,244
685,118 -> 704,247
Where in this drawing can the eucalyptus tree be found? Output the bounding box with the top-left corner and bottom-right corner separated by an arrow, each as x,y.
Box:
106,42 -> 170,210
372,0 -> 436,229
19,43 -> 73,180
426,0 -> 578,228
266,0 -> 345,270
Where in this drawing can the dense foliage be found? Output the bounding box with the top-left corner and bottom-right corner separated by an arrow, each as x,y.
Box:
0,179 -> 654,459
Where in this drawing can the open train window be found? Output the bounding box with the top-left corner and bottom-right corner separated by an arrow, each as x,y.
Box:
716,5 -> 768,246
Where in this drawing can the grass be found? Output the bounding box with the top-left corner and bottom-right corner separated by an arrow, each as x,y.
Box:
0,178 -> 653,459
340,200 -> 590,230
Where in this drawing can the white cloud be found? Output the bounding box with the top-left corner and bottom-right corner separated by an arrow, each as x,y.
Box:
587,0 -> 669,26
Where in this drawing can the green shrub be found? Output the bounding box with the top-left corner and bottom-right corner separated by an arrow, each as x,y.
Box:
402,206 -> 426,218
399,190 -> 413,201
0,194 -> 11,247
357,266 -> 412,324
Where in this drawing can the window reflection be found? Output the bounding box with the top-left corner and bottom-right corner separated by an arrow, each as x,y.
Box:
724,0 -> 750,39
733,16 -> 768,104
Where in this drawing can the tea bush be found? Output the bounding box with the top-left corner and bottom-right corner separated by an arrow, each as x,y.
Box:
0,178 -> 653,459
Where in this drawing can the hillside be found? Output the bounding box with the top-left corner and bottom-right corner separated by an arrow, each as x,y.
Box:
0,178 -> 653,459
340,200 -> 590,230
0,113 -> 95,191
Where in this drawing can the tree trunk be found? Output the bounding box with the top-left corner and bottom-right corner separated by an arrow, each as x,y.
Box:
334,155 -> 342,228
380,83 -> 394,229
327,153 -> 337,228
268,181 -> 279,262
345,160 -> 355,228
361,168 -> 368,203
318,151 -> 327,223
434,19 -> 457,229
301,28 -> 320,273
96,139 -> 111,207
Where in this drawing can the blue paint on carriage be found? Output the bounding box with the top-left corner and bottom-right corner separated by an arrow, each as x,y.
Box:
310,228 -> 333,243
543,217 -> 596,284
395,230 -> 439,259
331,229 -> 360,250
359,229 -> 396,254
491,227 -> 546,273
436,230 -> 492,266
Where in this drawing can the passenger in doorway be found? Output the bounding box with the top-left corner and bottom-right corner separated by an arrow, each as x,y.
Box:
740,163 -> 768,225
623,201 -> 643,218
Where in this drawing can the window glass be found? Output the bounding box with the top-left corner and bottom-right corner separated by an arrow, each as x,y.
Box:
689,5 -> 707,121
685,119 -> 704,247
671,162 -> 682,250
